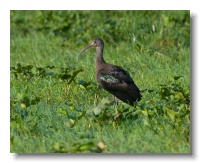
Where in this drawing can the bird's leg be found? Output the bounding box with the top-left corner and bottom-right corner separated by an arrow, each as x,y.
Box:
114,96 -> 118,106
113,96 -> 122,120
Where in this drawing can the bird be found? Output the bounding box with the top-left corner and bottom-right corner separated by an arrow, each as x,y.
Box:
78,38 -> 141,106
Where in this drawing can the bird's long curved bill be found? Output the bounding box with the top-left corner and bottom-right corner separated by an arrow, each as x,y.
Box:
77,44 -> 94,59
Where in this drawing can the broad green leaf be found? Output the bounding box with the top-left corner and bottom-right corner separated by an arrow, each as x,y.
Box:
78,142 -> 95,151
173,76 -> 183,80
167,108 -> 176,122
141,109 -> 148,117
94,107 -> 102,115
76,111 -> 86,120
57,108 -> 70,118
79,84 -> 87,91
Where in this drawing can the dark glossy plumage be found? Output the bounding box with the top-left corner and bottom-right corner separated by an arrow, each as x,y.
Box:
78,38 -> 141,106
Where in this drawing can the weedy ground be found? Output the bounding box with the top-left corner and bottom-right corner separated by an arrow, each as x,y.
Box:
10,10 -> 190,153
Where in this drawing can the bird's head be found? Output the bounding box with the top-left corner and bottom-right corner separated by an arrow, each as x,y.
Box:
78,38 -> 104,59
91,38 -> 104,47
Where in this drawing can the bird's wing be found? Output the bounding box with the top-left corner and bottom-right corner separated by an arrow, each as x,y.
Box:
99,66 -> 133,84
99,66 -> 135,90
98,65 -> 142,103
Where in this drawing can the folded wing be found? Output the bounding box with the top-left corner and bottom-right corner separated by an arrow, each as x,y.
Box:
98,65 -> 141,105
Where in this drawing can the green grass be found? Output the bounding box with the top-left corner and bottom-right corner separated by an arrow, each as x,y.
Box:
10,10 -> 190,153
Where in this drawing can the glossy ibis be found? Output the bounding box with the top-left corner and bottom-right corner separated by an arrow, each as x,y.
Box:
78,38 -> 141,106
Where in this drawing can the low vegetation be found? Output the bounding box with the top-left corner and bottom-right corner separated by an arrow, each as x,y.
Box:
10,10 -> 190,153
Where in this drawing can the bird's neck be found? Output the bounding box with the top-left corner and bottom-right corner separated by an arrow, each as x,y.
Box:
96,46 -> 106,66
